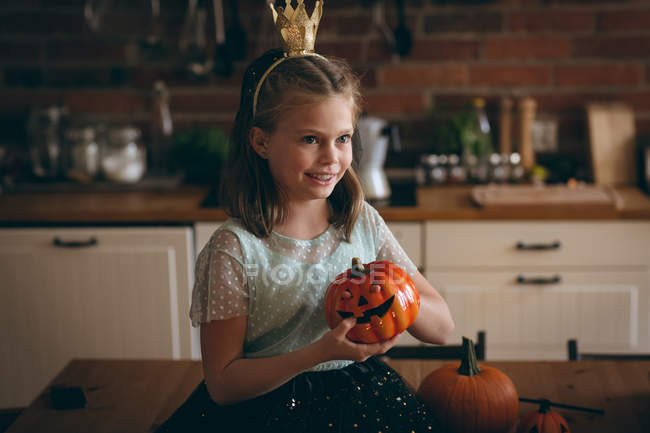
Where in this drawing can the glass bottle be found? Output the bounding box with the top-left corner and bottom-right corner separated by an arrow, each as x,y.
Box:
150,80 -> 173,175
65,126 -> 100,182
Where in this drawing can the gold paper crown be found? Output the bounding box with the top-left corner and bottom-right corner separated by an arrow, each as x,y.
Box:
270,0 -> 323,56
253,1 -> 327,117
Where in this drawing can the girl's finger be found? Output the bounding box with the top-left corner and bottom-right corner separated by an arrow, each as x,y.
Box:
334,317 -> 357,336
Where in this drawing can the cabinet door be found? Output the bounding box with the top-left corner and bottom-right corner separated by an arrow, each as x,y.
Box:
387,222 -> 422,270
426,269 -> 648,360
0,227 -> 193,407
194,222 -> 222,256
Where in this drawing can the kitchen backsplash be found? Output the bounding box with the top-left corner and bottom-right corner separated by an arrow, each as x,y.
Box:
1,0 -> 650,170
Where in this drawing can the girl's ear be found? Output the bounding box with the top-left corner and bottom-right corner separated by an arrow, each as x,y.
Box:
249,126 -> 269,159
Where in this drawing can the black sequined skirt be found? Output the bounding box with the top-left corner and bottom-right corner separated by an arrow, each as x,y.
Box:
155,356 -> 442,433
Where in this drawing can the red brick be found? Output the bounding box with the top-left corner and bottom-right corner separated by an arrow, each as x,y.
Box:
0,11 -> 85,36
555,64 -> 642,87
469,65 -> 552,86
362,92 -> 428,115
46,39 -> 126,64
410,39 -> 480,61
636,117 -> 650,136
0,90 -> 63,112
618,91 -> 650,112
0,41 -> 43,63
423,11 -> 503,34
509,10 -> 595,32
132,66 -> 245,89
574,36 -> 650,58
532,92 -> 610,111
598,9 -> 650,31
317,41 -> 367,62
175,119 -> 234,135
484,37 -> 570,59
380,64 -> 469,87
171,92 -> 241,113
355,67 -> 378,88
63,90 -> 145,114
329,14 -> 373,36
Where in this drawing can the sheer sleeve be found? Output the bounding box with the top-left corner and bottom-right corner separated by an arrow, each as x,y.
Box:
189,229 -> 249,327
365,203 -> 419,278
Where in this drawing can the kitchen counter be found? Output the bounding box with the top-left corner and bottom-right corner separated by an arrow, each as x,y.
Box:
0,185 -> 649,224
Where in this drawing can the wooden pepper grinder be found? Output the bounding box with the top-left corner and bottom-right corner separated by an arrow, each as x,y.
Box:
518,97 -> 537,171
499,97 -> 514,155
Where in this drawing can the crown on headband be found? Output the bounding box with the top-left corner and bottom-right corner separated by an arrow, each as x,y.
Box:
252,1 -> 327,116
269,0 -> 323,56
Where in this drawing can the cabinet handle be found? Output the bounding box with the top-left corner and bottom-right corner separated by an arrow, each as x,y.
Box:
516,240 -> 561,250
516,274 -> 562,285
53,237 -> 98,248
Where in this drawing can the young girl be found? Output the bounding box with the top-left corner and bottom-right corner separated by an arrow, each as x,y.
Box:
156,48 -> 454,432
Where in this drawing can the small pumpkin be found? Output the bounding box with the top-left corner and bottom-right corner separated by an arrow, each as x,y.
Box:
324,257 -> 419,343
417,336 -> 519,433
517,399 -> 570,433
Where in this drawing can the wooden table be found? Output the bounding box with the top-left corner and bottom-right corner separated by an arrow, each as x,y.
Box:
7,359 -> 650,433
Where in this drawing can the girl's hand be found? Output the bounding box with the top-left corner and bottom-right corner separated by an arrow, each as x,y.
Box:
315,317 -> 400,363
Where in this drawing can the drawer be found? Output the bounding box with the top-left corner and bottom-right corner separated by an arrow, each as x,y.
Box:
425,268 -> 649,359
387,222 -> 422,269
425,221 -> 650,268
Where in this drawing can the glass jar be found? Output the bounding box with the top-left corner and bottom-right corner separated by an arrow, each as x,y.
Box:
447,154 -> 468,184
65,126 -> 100,182
101,126 -> 146,183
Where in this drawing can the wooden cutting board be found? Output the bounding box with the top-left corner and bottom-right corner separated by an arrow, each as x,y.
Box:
587,102 -> 637,186
471,184 -> 622,211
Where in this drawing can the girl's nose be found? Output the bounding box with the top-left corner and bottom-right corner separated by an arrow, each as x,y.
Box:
319,141 -> 338,162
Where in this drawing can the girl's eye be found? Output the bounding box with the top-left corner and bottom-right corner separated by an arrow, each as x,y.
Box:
302,135 -> 318,145
337,134 -> 351,144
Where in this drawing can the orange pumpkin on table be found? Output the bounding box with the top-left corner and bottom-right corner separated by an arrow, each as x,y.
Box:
517,399 -> 570,433
417,336 -> 519,433
324,257 -> 420,343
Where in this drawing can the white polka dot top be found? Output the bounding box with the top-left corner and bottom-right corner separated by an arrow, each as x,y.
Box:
190,201 -> 418,371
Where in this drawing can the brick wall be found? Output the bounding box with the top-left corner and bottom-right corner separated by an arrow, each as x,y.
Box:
2,0 -> 650,171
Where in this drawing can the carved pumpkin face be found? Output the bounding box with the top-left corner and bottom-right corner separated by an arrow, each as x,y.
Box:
324,258 -> 420,343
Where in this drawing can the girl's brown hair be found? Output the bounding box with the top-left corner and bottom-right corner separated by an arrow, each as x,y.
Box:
220,49 -> 365,241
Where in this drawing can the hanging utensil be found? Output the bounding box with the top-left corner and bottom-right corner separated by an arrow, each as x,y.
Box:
393,0 -> 412,57
139,0 -> 167,59
84,0 -> 113,33
226,0 -> 247,61
180,0 -> 212,79
213,0 -> 233,77
144,0 -> 163,46
373,1 -> 395,52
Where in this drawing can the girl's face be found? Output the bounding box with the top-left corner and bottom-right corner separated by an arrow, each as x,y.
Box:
253,95 -> 355,203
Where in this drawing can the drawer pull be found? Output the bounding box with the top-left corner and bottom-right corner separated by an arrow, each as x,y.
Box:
53,237 -> 98,248
516,240 -> 561,251
516,274 -> 562,285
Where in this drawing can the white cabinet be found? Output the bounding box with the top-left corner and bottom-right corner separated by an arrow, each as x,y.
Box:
0,227 -> 194,407
424,221 -> 650,360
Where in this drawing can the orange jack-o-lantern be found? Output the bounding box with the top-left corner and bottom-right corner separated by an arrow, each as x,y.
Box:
324,257 -> 420,343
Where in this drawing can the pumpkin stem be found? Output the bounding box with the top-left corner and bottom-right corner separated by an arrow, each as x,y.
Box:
539,399 -> 552,414
351,257 -> 368,277
457,336 -> 481,376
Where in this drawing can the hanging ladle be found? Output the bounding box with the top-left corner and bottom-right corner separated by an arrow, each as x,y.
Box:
393,0 -> 412,57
